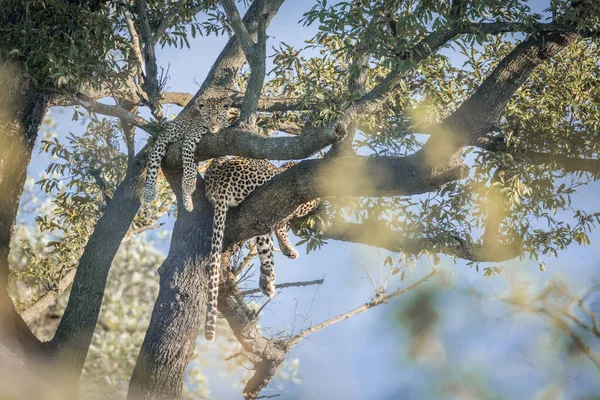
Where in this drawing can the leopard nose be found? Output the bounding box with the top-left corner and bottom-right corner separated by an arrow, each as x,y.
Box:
210,123 -> 220,132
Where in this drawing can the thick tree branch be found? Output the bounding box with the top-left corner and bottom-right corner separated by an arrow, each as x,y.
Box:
197,0 -> 285,97
422,31 -> 578,164
319,220 -> 522,263
223,155 -> 469,248
48,151 -> 146,374
523,153 -> 600,174
0,83 -> 50,355
288,270 -> 437,346
19,222 -> 159,324
164,123 -> 344,163
221,0 -> 258,60
135,0 -> 163,118
334,26 -> 462,134
222,0 -> 268,121
328,10 -> 373,157
482,140 -> 600,174
129,2 -> 287,397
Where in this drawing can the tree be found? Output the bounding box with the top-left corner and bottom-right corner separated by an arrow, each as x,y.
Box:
1,0 -> 600,399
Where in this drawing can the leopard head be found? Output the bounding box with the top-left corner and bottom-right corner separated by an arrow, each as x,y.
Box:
194,96 -> 233,133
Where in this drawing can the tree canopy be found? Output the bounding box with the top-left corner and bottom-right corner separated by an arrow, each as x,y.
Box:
1,0 -> 600,399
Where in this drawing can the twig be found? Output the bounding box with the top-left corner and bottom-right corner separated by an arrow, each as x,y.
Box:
123,223 -> 164,242
238,279 -> 324,296
339,243 -> 378,292
540,308 -> 600,372
288,269 -> 437,346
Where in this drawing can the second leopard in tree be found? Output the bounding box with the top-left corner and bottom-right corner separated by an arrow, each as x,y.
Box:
203,157 -> 318,341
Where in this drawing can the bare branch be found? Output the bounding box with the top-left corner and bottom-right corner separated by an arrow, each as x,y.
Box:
288,270 -> 437,346
124,223 -> 164,242
20,270 -> 77,323
60,93 -> 153,133
502,296 -> 600,372
238,279 -> 324,296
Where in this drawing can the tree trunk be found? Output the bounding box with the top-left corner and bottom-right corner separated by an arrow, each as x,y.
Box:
0,61 -> 50,355
47,154 -> 145,374
128,173 -> 213,400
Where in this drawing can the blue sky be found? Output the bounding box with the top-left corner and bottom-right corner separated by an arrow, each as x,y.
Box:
19,0 -> 600,399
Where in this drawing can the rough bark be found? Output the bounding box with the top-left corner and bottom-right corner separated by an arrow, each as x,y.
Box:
128,157 -> 213,400
0,62 -> 50,355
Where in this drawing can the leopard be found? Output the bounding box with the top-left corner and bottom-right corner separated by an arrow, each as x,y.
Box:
143,96 -> 232,211
203,157 -> 318,341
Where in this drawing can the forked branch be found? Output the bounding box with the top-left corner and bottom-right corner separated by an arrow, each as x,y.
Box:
221,0 -> 268,121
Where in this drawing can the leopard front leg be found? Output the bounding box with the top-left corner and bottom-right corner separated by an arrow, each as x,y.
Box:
181,132 -> 203,212
144,135 -> 169,203
256,234 -> 276,298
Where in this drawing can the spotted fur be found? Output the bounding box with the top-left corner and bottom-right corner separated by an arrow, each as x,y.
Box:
203,157 -> 319,341
143,97 -> 232,211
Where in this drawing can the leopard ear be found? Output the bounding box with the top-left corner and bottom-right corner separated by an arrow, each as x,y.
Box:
195,97 -> 205,108
222,96 -> 233,108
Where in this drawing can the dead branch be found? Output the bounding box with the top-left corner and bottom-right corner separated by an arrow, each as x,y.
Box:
288,269 -> 437,346
238,279 -> 324,296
